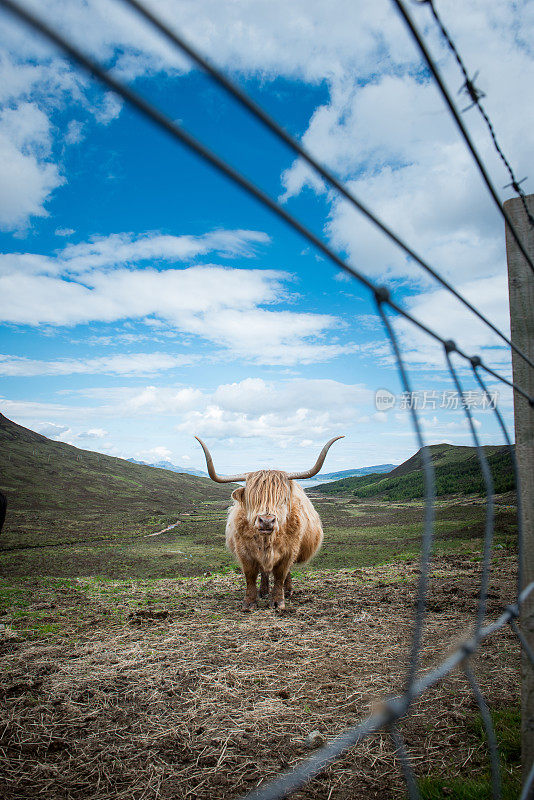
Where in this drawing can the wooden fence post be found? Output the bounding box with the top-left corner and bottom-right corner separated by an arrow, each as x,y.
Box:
504,194 -> 534,787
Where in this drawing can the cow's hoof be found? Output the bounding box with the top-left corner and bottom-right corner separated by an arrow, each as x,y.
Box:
272,600 -> 285,613
242,601 -> 258,612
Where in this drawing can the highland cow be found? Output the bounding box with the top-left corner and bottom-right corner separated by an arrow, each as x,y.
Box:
195,436 -> 344,611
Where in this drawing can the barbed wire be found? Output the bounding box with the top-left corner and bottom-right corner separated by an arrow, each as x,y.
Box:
470,362 -> 523,602
394,0 -> 534,277
375,298 -> 435,697
116,0 -> 534,372
413,0 -> 534,229
444,344 -> 494,640
0,2 -> 532,799
390,723 -> 421,798
1,0 -> 532,409
521,763 -> 534,800
240,586 -> 534,800
463,661 -> 502,798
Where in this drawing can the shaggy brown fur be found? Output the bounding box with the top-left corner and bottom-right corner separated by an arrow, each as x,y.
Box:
225,470 -> 323,611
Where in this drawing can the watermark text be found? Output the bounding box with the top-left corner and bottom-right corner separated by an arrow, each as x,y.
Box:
375,389 -> 498,412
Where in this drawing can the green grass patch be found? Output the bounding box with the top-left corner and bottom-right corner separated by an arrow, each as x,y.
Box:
1,495 -> 516,578
419,706 -> 521,800
0,581 -> 30,613
21,621 -> 64,639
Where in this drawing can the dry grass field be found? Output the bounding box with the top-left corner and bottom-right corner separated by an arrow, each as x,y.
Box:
0,555 -> 520,800
0,416 -> 522,798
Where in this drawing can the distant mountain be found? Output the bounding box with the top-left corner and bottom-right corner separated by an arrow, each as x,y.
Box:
314,465 -> 397,481
127,458 -> 207,478
298,464 -> 397,488
126,460 -> 395,483
316,443 -> 515,499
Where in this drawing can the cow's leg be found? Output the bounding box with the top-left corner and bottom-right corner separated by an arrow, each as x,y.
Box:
259,571 -> 270,598
241,560 -> 259,611
271,558 -> 292,611
284,572 -> 293,598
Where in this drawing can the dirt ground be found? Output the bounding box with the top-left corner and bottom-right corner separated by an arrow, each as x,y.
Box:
0,556 -> 520,799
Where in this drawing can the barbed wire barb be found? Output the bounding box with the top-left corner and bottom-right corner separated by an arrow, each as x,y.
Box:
394,0 -> 534,268
459,72 -> 485,113
415,0 -> 534,228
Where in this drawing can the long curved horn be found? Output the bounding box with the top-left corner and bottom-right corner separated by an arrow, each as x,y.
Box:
194,437 -> 247,483
286,436 -> 345,480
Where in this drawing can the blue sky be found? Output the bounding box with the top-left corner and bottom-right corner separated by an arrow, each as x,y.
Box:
0,1 -> 531,474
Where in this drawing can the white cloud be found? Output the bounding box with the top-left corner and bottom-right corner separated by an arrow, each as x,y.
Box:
389,273 -> 513,375
125,385 -> 203,414
0,396 -> 97,423
324,144 -> 506,287
55,229 -> 271,273
64,119 -> 84,144
1,101 -> 52,152
179,307 -> 357,365
0,229 -> 357,365
2,370 -> 512,471
0,229 -> 270,278
211,377 -> 369,415
340,270 -> 513,378
77,428 -> 108,439
372,411 -> 388,423
49,377 -> 372,440
0,231 -> 280,329
279,2 -> 532,298
34,421 -> 69,438
0,352 -> 198,377
18,376 -> 505,460
136,445 -> 173,462
174,377 -> 371,446
5,0 -> 411,86
1,0 -> 530,241
0,102 -> 63,230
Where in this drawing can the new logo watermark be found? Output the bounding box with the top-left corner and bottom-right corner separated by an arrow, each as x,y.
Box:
375,388 -> 396,412
374,389 -> 498,411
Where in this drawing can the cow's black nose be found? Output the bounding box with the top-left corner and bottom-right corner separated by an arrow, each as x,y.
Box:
258,514 -> 275,530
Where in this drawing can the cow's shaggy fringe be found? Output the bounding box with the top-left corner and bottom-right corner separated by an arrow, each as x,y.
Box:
0,559 -> 519,800
241,471 -> 291,519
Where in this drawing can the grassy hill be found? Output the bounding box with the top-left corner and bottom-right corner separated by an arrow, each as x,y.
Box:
316,443 -> 515,500
0,413 -> 232,554
0,419 -> 517,579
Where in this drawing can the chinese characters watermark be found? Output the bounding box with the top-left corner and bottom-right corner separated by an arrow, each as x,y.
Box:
375,388 -> 499,412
